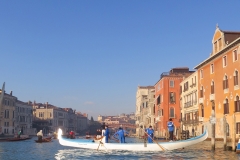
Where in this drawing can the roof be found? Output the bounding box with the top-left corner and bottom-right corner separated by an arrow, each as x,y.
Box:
222,30 -> 240,44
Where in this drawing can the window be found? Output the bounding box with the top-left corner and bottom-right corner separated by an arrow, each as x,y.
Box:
214,42 -> 217,52
211,81 -> 214,94
200,69 -> 203,78
170,80 -> 174,87
224,99 -> 229,114
4,110 -> 9,118
157,95 -> 161,105
201,105 -> 204,117
39,112 -> 44,118
169,92 -> 176,103
237,123 -> 240,134
200,86 -> 203,98
169,107 -> 175,118
233,50 -> 238,62
210,64 -> 214,74
234,71 -> 239,86
223,56 -> 227,67
218,38 -> 222,50
184,82 -> 188,91
223,75 -> 229,89
153,105 -> 155,114
235,96 -> 240,112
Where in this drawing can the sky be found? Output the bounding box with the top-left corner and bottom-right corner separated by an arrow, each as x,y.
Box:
1,1 -> 240,120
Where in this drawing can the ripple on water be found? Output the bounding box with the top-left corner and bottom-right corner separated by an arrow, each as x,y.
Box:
0,138 -> 240,160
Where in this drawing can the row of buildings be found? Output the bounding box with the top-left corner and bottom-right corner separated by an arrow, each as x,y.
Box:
135,26 -> 240,140
98,113 -> 136,135
0,83 -> 89,136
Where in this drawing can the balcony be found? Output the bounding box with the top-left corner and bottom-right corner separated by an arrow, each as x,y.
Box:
199,117 -> 204,122
155,117 -> 161,122
182,119 -> 199,125
210,94 -> 215,101
224,88 -> 229,94
199,98 -> 203,104
184,101 -> 193,108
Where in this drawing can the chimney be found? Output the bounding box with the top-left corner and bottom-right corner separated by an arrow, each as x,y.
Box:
10,91 -> 12,96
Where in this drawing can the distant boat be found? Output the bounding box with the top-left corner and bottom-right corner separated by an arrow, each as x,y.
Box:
35,137 -> 52,143
6,137 -> 31,141
57,128 -> 208,151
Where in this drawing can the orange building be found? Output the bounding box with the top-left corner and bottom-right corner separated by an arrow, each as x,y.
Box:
195,26 -> 240,139
154,68 -> 194,137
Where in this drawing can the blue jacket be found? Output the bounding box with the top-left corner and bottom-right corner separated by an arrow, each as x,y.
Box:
113,129 -> 124,139
167,121 -> 174,131
146,128 -> 154,137
104,128 -> 110,137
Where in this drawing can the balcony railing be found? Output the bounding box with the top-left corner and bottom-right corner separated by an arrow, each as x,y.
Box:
181,119 -> 199,125
199,98 -> 203,104
210,94 -> 215,101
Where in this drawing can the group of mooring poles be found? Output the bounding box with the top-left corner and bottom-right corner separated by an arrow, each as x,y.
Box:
211,110 -> 236,151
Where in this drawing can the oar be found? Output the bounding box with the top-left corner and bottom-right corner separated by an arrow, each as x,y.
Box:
141,126 -> 166,151
97,136 -> 104,151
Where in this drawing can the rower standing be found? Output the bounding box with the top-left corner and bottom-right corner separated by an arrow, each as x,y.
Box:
113,127 -> 124,143
145,126 -> 154,143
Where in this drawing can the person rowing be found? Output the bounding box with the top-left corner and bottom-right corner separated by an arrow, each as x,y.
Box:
145,126 -> 154,143
113,127 -> 124,143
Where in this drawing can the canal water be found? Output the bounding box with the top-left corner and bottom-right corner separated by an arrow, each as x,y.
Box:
0,137 -> 239,160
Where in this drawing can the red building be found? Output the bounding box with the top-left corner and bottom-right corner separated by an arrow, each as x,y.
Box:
154,67 -> 193,138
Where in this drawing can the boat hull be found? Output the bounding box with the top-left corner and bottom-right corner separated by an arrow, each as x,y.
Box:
58,129 -> 208,151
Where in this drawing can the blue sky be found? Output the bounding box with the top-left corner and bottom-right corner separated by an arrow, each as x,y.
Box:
1,1 -> 240,119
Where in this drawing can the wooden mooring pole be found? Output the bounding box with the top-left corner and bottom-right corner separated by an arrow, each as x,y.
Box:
232,113 -> 236,151
211,109 -> 215,151
223,116 -> 227,151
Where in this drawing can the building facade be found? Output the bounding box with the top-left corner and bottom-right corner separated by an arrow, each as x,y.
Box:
195,26 -> 240,138
154,68 -> 194,138
0,86 -> 17,136
180,71 -> 200,136
135,86 -> 155,137
15,100 -> 35,135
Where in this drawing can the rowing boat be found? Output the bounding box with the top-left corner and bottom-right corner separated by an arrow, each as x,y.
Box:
57,128 -> 208,151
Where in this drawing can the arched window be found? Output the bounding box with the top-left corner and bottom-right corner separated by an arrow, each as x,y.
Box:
224,99 -> 229,114
234,70 -> 239,86
235,96 -> 240,112
223,75 -> 229,89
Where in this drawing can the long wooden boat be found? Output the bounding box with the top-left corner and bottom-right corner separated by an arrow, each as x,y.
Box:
58,128 -> 208,151
6,137 -> 31,141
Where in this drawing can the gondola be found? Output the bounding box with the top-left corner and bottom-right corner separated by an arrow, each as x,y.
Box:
57,128 -> 208,151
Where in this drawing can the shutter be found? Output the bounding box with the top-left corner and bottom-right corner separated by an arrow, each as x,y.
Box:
226,79 -> 228,88
173,92 -> 176,102
223,80 -> 225,89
